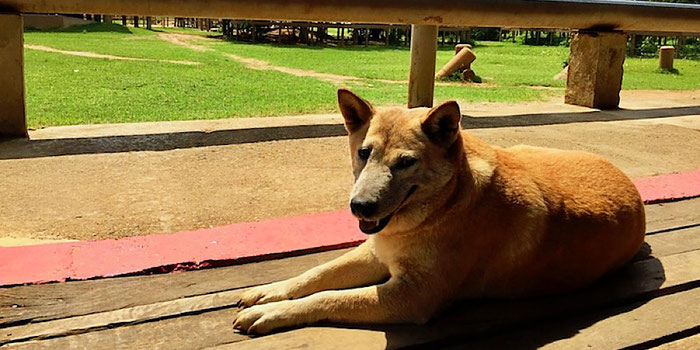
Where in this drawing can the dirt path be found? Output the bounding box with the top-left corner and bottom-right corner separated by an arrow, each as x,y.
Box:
155,33 -> 212,52
24,44 -> 201,65
155,33 -> 472,86
1,91 -> 698,243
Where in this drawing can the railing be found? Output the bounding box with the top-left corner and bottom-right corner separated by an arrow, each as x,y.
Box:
1,0 -> 699,33
1,0 -> 699,138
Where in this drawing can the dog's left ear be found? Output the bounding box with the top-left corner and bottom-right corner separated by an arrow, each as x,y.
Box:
421,100 -> 462,146
338,88 -> 374,133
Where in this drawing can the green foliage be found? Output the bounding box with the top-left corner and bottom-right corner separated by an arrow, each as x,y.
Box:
21,23 -> 700,129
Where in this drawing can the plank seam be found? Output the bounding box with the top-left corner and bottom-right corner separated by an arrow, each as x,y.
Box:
402,280 -> 700,350
620,325 -> 700,350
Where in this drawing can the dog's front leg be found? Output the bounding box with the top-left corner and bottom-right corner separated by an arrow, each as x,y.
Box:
233,276 -> 435,334
238,241 -> 389,307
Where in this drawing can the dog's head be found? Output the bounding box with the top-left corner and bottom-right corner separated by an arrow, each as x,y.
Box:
338,88 -> 463,235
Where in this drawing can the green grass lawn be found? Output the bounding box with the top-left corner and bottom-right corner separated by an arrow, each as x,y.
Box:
22,24 -> 699,128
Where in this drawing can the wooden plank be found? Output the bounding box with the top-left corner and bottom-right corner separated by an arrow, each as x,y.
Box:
3,309 -> 246,350
644,227 -> 700,259
0,13 -> 28,139
407,24 -> 438,108
1,198 -> 697,328
653,333 -> 700,350
456,288 -> 700,349
213,250 -> 700,349
3,0 -> 700,33
6,248 -> 698,349
0,248 -> 351,327
644,198 -> 700,233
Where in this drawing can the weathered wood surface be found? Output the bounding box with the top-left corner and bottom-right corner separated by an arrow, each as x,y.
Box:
0,13 -> 28,139
453,288 -> 700,349
3,0 -> 700,33
0,249 -> 351,327
1,198 -> 697,327
3,244 -> 698,349
1,198 -> 697,349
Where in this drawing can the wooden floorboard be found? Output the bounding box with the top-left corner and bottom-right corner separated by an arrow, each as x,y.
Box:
2,198 -> 697,328
1,198 -> 697,349
454,288 -> 700,350
652,333 -> 700,350
7,248 -> 696,349
0,249 -> 351,327
645,197 -> 700,233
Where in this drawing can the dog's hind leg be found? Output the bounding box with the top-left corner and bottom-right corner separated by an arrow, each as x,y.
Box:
234,276 -> 436,334
237,241 -> 389,307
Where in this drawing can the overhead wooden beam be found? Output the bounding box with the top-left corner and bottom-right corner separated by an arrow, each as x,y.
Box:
1,0 -> 699,33
0,13 -> 28,139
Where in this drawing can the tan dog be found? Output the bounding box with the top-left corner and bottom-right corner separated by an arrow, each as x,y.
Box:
232,89 -> 646,334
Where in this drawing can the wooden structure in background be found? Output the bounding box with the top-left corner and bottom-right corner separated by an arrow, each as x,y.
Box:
1,0 -> 700,138
0,13 -> 27,138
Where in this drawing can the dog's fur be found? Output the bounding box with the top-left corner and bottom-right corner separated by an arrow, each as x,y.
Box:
232,89 -> 646,334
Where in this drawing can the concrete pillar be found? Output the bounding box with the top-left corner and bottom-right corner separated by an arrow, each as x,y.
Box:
0,13 -> 28,139
565,31 -> 627,109
103,15 -> 113,24
659,46 -> 674,69
407,24 -> 438,108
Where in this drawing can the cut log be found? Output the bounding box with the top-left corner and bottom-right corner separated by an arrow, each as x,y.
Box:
659,45 -> 675,69
435,47 -> 476,79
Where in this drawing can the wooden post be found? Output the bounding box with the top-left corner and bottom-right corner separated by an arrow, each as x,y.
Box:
675,36 -> 685,58
146,16 -> 152,30
121,15 -> 127,25
364,28 -> 369,46
407,24 -> 438,108
628,34 -> 637,56
103,15 -> 113,24
0,13 -> 28,139
565,31 -> 627,109
339,27 -> 344,46
133,16 -> 139,27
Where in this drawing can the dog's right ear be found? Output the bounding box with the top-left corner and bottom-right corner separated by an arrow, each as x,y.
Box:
338,88 -> 374,133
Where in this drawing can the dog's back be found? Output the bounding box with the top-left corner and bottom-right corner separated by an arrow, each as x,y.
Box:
456,140 -> 646,297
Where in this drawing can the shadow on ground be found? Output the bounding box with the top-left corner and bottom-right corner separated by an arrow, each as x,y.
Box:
24,23 -> 133,34
306,243 -> 677,349
1,105 -> 697,160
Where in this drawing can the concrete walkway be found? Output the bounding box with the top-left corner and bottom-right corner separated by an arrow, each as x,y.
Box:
0,90 -> 698,243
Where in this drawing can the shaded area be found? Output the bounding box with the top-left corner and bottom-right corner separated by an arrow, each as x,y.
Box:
24,23 -> 133,34
1,105 -> 698,160
461,105 -> 700,129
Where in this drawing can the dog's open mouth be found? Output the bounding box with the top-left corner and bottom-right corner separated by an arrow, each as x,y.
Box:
358,185 -> 418,235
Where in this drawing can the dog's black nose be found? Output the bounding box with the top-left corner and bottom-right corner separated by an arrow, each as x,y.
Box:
350,198 -> 377,218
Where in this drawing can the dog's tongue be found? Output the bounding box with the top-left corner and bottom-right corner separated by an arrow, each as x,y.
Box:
359,220 -> 379,232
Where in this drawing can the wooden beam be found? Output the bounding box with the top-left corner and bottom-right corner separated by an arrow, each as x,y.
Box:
0,13 -> 27,139
2,0 -> 699,33
407,24 -> 438,108
565,31 -> 627,109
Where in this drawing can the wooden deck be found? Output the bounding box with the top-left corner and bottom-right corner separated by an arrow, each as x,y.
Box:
1,198 -> 699,349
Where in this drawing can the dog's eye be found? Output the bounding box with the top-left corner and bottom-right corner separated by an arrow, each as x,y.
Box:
395,156 -> 417,170
358,147 -> 372,161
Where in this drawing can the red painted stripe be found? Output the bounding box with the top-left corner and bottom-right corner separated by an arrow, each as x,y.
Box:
1,169 -> 699,286
632,168 -> 700,204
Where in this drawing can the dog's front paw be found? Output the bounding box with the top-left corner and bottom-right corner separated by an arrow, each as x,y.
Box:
233,300 -> 307,335
238,281 -> 294,308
